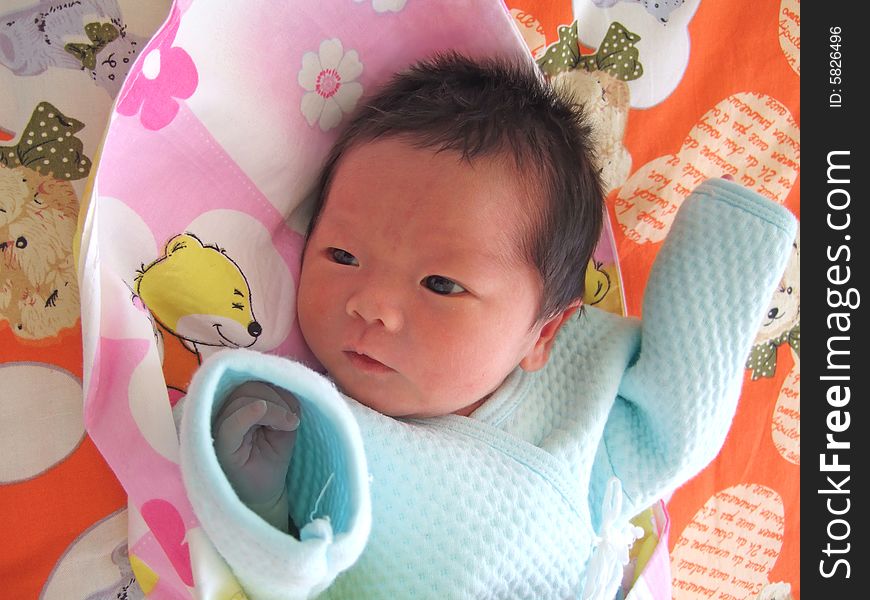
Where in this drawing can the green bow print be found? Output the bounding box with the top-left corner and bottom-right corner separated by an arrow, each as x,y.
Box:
537,21 -> 644,82
746,323 -> 801,380
64,22 -> 121,71
0,102 -> 92,181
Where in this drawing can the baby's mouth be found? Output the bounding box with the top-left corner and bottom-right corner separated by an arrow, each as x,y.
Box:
343,350 -> 394,374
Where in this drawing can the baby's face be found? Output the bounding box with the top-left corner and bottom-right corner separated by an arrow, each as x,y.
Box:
297,138 -> 549,418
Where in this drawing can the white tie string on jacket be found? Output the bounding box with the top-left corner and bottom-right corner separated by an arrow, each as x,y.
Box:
582,477 -> 645,600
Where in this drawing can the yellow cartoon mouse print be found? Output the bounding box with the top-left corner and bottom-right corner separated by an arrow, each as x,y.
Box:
135,233 -> 261,364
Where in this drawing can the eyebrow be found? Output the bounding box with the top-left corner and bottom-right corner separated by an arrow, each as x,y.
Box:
314,200 -> 529,272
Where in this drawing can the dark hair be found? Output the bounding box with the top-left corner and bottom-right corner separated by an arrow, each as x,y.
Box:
308,53 -> 605,321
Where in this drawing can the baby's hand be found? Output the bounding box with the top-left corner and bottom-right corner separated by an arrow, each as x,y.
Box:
214,382 -> 300,522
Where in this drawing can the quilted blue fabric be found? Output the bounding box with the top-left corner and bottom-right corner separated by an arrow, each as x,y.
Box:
179,178 -> 796,599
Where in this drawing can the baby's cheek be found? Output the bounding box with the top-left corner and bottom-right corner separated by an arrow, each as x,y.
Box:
297,264 -> 328,319
417,329 -> 502,395
295,288 -> 313,334
296,279 -> 328,349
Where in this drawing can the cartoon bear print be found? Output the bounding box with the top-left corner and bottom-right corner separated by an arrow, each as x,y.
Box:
0,0 -> 147,97
554,68 -> 632,193
135,233 -> 262,364
537,22 -> 639,193
1,102 -> 89,339
747,226 -> 800,379
0,166 -> 80,339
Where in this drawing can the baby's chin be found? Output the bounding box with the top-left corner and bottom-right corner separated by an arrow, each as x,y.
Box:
332,374 -> 461,419
340,381 -> 425,418
353,386 -> 486,419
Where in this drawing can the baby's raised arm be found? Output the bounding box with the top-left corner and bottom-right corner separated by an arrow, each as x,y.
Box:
601,179 -> 796,517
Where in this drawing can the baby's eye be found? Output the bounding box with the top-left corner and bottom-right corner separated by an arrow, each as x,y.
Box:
422,275 -> 466,296
329,248 -> 359,266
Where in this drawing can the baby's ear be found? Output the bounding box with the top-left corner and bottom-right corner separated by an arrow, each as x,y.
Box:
519,300 -> 581,372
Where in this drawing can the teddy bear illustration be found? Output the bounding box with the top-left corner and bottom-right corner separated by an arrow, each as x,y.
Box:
555,69 -> 632,193
747,226 -> 799,379
0,0 -> 146,97
538,22 -> 640,193
135,233 -> 262,366
1,102 -> 90,339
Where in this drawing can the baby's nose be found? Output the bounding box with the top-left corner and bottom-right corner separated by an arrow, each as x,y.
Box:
345,288 -> 403,332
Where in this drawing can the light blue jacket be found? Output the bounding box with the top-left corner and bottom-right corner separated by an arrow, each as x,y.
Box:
180,178 -> 797,599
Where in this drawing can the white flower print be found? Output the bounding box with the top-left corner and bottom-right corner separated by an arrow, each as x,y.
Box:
354,0 -> 408,13
298,39 -> 364,131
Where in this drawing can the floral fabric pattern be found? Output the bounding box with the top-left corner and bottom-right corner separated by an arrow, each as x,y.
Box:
116,5 -> 198,131
298,38 -> 364,132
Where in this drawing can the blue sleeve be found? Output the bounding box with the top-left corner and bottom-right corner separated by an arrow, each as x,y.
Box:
178,349 -> 371,599
598,179 -> 796,519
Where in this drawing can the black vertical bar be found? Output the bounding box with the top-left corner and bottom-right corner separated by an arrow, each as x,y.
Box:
803,3 -> 865,596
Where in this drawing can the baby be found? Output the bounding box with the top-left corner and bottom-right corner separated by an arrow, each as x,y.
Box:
214,53 -> 603,530
190,54 -> 796,598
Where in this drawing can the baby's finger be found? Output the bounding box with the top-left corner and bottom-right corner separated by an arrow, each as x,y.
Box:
217,384 -> 274,424
214,399 -> 269,456
258,402 -> 301,431
250,383 -> 289,406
